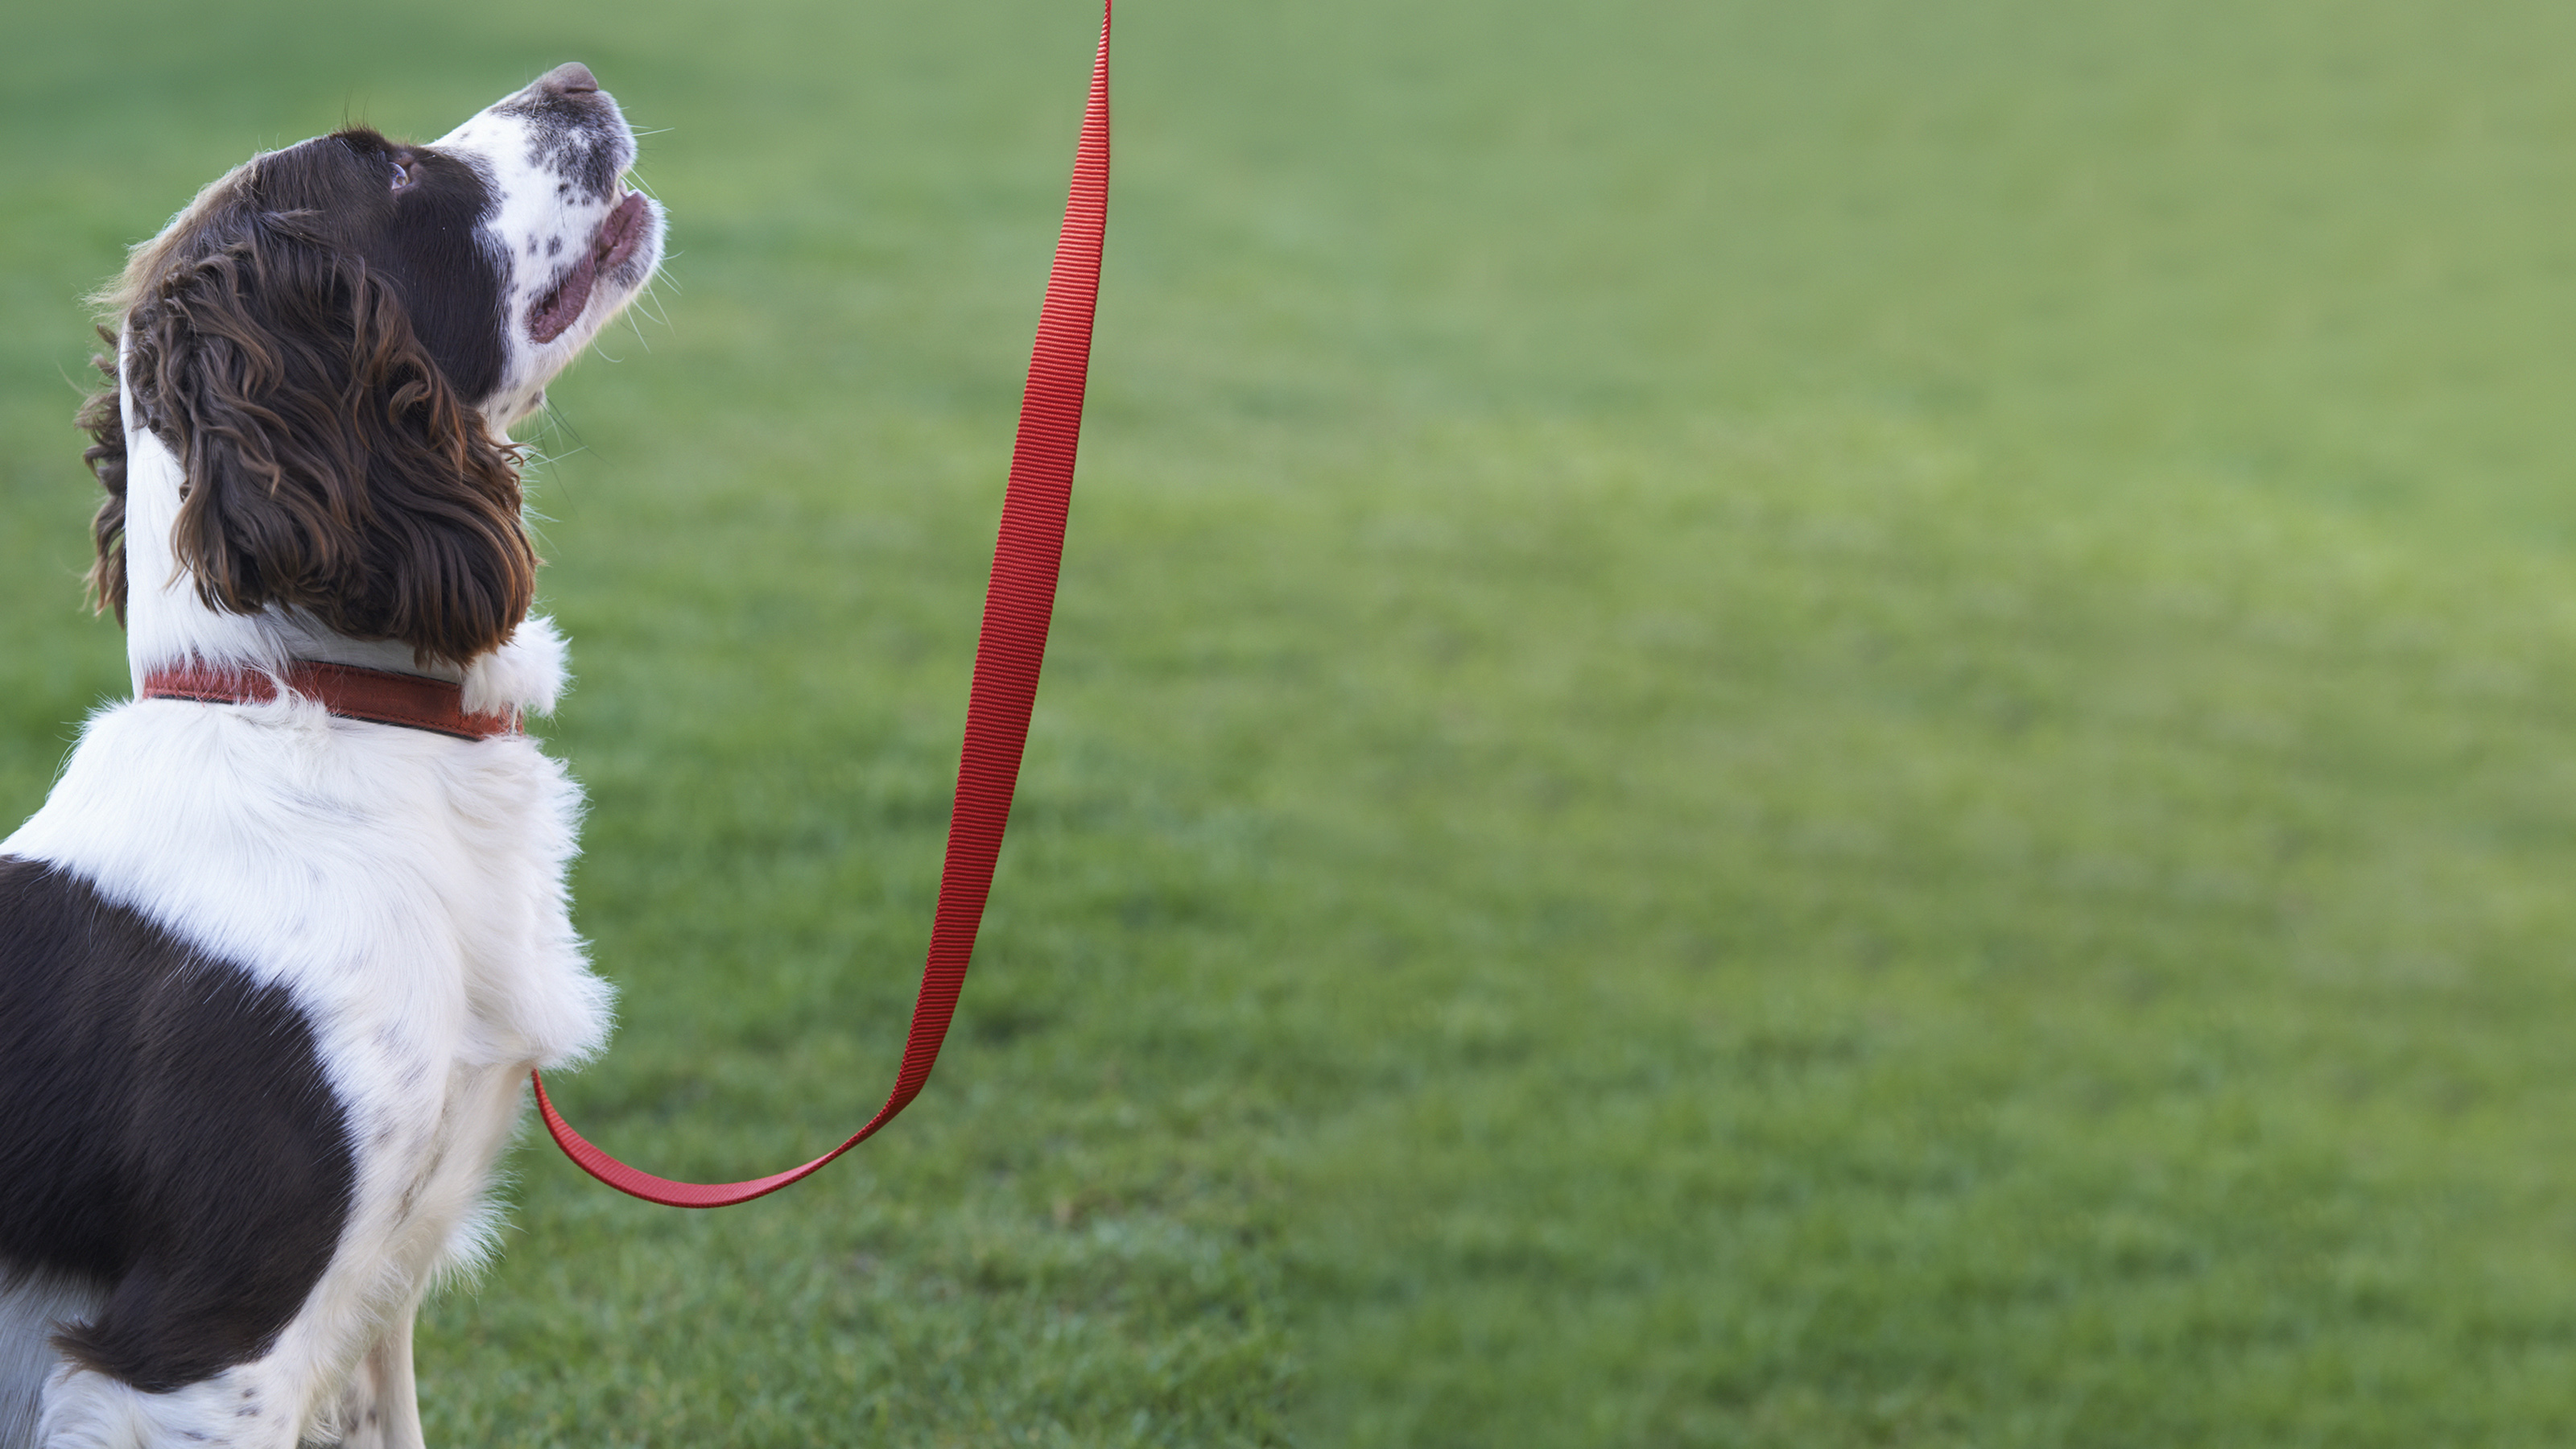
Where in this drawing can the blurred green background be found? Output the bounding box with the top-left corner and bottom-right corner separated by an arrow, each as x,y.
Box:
10,0 -> 2576,1443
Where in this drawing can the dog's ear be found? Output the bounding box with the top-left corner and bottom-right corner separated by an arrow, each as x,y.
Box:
119,211 -> 536,666
78,332 -> 129,623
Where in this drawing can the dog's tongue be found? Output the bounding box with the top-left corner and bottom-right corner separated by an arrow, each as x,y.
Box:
526,194 -> 646,344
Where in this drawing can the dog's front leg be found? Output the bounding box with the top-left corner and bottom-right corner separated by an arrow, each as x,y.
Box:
329,1316 -> 423,1449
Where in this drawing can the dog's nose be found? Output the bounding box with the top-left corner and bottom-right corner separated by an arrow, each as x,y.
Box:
538,62 -> 598,97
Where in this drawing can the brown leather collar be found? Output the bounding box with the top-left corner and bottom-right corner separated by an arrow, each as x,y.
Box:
141,660 -> 520,741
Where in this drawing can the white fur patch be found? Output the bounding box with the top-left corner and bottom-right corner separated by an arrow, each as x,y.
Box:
463,614 -> 569,718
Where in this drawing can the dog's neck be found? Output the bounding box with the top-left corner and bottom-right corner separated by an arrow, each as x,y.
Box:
117,377 -> 567,719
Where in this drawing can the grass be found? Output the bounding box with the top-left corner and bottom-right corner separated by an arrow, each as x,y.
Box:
10,0 -> 2576,1443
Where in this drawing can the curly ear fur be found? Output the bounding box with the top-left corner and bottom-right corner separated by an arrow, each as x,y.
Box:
101,202 -> 535,667
78,333 -> 128,623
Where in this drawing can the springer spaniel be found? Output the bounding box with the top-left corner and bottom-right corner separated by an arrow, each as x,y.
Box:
0,64 -> 663,1448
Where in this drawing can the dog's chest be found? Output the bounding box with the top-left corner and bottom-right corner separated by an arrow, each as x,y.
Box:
2,697 -> 612,1078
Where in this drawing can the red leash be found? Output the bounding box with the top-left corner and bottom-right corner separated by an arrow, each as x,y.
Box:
531,2 -> 1112,1208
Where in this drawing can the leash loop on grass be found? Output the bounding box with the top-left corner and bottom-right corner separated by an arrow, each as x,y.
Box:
530,1 -> 1111,1207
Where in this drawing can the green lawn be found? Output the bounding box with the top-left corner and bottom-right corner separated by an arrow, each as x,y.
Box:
10,0 -> 2576,1443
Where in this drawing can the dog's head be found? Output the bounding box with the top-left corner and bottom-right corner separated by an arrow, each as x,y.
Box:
82,63 -> 665,667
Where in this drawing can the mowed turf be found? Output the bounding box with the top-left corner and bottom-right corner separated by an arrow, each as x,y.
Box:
9,0 -> 2576,1443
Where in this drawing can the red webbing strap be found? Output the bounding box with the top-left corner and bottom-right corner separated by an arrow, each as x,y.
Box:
530,2 -> 1111,1207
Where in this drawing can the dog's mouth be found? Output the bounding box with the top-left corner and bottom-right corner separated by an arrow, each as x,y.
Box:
526,191 -> 650,345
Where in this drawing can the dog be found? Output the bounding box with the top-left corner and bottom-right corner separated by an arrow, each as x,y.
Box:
0,62 -> 663,1448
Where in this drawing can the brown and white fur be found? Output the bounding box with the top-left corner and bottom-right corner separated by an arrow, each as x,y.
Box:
0,62 -> 663,1448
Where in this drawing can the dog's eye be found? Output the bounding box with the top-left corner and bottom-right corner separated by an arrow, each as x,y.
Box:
388,155 -> 415,192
